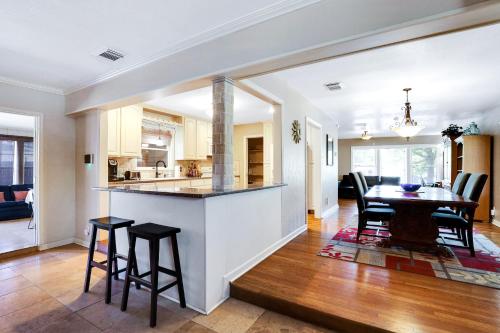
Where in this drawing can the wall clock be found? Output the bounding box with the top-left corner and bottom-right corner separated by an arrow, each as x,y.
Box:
291,120 -> 301,144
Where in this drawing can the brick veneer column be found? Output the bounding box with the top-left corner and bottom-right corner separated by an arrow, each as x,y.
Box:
212,77 -> 234,190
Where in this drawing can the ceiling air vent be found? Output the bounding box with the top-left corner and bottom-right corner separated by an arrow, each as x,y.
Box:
98,49 -> 124,61
324,82 -> 343,91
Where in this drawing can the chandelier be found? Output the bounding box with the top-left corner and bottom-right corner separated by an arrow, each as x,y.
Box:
390,88 -> 424,139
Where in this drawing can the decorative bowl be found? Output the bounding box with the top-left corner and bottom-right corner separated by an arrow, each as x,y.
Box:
400,183 -> 421,192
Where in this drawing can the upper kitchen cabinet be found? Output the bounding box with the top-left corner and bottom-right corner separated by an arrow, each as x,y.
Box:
108,105 -> 143,157
175,117 -> 211,160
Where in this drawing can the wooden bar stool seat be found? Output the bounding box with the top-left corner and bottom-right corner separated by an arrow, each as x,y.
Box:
83,216 -> 139,304
121,222 -> 186,328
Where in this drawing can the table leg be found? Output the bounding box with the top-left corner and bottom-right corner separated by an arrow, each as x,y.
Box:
388,204 -> 439,249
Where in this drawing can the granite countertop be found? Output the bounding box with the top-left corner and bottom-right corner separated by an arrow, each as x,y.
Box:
94,182 -> 286,198
108,175 -> 212,185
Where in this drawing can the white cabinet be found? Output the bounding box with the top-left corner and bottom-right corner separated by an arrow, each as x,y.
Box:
107,105 -> 143,157
175,117 -> 211,160
207,123 -> 213,156
107,108 -> 121,156
120,105 -> 143,157
263,122 -> 273,183
196,120 -> 208,159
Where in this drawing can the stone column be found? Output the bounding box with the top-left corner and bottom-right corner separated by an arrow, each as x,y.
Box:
212,77 -> 234,190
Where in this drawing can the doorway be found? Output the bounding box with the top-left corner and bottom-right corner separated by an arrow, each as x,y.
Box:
0,110 -> 38,254
306,118 -> 322,219
245,136 -> 264,185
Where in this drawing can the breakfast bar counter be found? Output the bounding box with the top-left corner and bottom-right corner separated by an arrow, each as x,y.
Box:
95,182 -> 286,314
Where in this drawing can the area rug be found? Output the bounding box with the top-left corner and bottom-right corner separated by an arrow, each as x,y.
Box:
318,226 -> 500,289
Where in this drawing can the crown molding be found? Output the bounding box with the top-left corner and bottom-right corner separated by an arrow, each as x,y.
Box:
0,75 -> 64,95
64,0 -> 321,95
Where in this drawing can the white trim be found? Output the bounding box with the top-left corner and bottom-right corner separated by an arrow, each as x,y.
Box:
73,238 -> 90,248
321,204 -> 339,219
64,0 -> 321,95
223,224 -> 307,284
0,76 -> 64,95
38,238 -> 75,251
492,219 -> 500,228
305,116 -> 322,219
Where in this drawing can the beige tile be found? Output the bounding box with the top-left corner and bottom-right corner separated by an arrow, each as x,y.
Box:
158,296 -> 198,320
80,288 -> 190,332
54,286 -> 105,312
0,285 -> 51,316
246,311 -> 336,333
0,297 -> 71,333
192,298 -> 265,333
174,321 -> 218,333
0,251 -> 57,269
37,313 -> 101,333
0,274 -> 33,296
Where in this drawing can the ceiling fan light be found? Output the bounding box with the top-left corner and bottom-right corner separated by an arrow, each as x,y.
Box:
361,130 -> 372,140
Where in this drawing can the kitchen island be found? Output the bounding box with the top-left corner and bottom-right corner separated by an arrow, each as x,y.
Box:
95,182 -> 290,314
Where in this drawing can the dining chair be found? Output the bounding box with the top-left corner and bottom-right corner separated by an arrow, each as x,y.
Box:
435,172 -> 471,215
356,172 -> 390,209
349,172 -> 395,241
431,173 -> 488,256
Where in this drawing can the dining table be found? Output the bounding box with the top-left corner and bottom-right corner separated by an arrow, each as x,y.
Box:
363,185 -> 478,249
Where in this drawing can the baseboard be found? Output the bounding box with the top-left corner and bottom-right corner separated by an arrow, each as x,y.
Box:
38,238 -> 75,251
322,204 -> 339,219
73,238 -> 90,248
223,224 -> 307,285
493,219 -> 500,228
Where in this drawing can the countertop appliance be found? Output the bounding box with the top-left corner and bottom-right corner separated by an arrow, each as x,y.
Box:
108,159 -> 121,181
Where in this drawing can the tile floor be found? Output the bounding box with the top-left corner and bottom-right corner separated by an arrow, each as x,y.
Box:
0,244 -> 334,332
0,218 -> 36,253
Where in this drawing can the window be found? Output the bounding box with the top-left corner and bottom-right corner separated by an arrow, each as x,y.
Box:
351,145 -> 441,184
23,141 -> 34,184
351,148 -> 377,175
0,140 -> 15,185
409,147 -> 438,184
379,148 -> 407,182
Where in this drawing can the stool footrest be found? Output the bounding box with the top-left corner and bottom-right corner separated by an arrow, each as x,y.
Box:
113,267 -> 127,275
115,254 -> 128,261
157,280 -> 178,294
129,275 -> 153,289
158,266 -> 177,277
91,260 -> 107,271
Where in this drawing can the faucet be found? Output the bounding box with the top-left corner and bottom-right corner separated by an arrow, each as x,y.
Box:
155,160 -> 167,178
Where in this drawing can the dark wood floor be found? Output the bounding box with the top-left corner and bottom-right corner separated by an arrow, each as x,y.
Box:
231,199 -> 500,333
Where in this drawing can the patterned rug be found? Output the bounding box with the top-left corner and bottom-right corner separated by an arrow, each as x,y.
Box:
318,226 -> 500,289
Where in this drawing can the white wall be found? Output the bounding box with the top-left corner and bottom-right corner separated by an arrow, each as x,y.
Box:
246,75 -> 339,233
0,82 -> 75,247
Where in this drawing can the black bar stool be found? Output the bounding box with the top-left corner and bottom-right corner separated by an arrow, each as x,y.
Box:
121,222 -> 186,328
84,216 -> 139,304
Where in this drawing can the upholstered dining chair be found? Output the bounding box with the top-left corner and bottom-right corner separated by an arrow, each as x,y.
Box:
356,172 -> 390,209
349,172 -> 395,241
435,172 -> 471,215
431,173 -> 488,256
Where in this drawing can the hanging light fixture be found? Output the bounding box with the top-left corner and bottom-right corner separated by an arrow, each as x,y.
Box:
390,88 -> 424,139
361,130 -> 372,140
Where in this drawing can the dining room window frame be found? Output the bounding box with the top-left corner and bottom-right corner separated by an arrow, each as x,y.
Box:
351,144 -> 442,184
0,134 -> 34,185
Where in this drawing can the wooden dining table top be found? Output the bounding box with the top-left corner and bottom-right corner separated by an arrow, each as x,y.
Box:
364,185 -> 478,207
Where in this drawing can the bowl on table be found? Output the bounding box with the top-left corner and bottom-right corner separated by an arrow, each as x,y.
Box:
400,183 -> 421,192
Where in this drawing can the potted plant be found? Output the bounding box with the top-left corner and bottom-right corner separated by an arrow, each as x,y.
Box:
441,124 -> 463,140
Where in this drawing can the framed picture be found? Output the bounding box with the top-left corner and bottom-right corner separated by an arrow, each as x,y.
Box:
326,134 -> 334,166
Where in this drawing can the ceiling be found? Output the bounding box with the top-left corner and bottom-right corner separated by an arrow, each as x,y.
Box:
0,112 -> 35,131
147,86 -> 273,124
0,0 -> 316,94
272,23 -> 500,139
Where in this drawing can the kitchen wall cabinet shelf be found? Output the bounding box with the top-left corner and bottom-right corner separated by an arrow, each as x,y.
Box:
108,105 -> 143,157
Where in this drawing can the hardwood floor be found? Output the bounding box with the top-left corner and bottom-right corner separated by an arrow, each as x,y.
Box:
231,199 -> 500,333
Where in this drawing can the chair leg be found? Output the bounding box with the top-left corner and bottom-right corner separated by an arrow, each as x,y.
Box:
83,225 -> 97,293
149,239 -> 160,328
171,234 -> 186,308
461,228 -> 468,247
132,252 -> 141,290
356,216 -> 363,241
121,233 -> 136,312
105,228 -> 115,304
112,230 -> 119,281
467,227 -> 475,257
